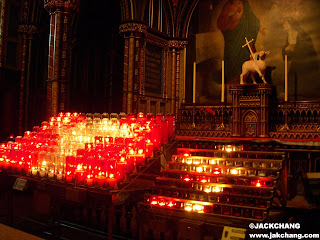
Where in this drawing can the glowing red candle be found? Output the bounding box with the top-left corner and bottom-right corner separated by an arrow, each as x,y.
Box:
95,136 -> 103,146
95,173 -> 107,187
127,154 -> 136,173
254,210 -> 263,219
115,137 -> 125,144
145,140 -> 154,157
66,156 -> 76,181
152,123 -> 161,149
107,174 -> 117,188
117,161 -> 127,180
150,196 -> 158,205
255,180 -> 262,188
75,165 -> 86,184
137,112 -> 146,125
160,119 -> 168,144
86,175 -> 93,185
166,114 -> 175,138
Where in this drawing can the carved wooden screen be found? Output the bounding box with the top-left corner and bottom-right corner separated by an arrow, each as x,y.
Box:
145,42 -> 163,96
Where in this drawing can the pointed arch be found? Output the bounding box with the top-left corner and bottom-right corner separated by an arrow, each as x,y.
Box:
141,0 -> 173,35
120,0 -> 133,21
178,0 -> 198,38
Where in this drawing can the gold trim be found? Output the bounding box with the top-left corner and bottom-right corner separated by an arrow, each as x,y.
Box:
119,22 -> 147,34
168,40 -> 188,49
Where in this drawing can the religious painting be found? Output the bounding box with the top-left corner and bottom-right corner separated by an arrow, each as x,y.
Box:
191,0 -> 320,103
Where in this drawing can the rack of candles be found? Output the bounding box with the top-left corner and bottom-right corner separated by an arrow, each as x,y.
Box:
0,112 -> 175,188
143,143 -> 284,221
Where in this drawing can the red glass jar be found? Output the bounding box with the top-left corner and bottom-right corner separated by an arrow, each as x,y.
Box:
232,207 -> 241,217
243,209 -> 252,218
254,210 -> 263,219
213,205 -> 222,214
222,206 -> 231,215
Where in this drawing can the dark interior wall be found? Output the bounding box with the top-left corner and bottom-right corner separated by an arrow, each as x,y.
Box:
0,0 -> 123,140
186,4 -> 198,104
0,69 -> 20,140
70,0 -> 123,114
0,0 -> 22,140
0,0 -> 49,140
25,7 -> 50,133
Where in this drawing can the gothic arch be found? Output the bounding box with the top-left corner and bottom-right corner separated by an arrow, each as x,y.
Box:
179,0 -> 199,38
242,110 -> 259,137
120,0 -> 134,21
242,110 -> 258,123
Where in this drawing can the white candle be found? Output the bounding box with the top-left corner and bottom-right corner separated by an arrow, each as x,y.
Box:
39,171 -> 46,177
285,55 -> 288,101
221,60 -> 225,103
193,62 -> 196,104
56,173 -> 63,180
31,168 -> 38,176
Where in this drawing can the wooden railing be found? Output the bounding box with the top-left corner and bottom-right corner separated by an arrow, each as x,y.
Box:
177,101 -> 320,139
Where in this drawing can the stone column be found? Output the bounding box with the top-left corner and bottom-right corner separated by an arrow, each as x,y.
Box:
17,24 -> 37,135
119,22 -> 147,114
168,40 -> 187,116
230,85 -> 244,137
44,0 -> 78,117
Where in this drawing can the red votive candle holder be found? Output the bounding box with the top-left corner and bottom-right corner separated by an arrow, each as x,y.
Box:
254,210 -> 263,219
243,209 -> 252,218
95,175 -> 107,187
160,119 -> 168,144
107,177 -> 117,188
166,114 -> 175,138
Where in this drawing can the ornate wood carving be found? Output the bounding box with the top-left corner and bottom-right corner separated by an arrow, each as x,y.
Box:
119,22 -> 148,113
168,40 -> 188,49
178,87 -> 320,140
44,0 -> 78,117
230,84 -> 272,138
18,24 -> 37,35
119,22 -> 147,34
167,40 -> 187,116
44,0 -> 79,12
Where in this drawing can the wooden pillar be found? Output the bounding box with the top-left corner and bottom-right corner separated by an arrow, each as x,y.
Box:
60,12 -> 72,112
230,85 -> 243,137
122,37 -> 129,113
127,34 -> 135,113
175,50 -> 181,115
139,36 -> 146,97
44,0 -> 78,118
119,22 -> 147,114
18,35 -> 28,135
257,84 -> 272,137
171,48 -> 176,114
168,40 -> 187,116
164,48 -> 169,100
